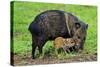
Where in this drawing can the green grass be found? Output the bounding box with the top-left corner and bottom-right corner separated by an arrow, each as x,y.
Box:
11,1 -> 97,58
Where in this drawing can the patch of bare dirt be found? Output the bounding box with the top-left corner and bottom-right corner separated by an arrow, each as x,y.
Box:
13,53 -> 97,66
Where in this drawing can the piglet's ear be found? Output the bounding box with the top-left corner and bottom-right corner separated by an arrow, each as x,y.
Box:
75,23 -> 81,29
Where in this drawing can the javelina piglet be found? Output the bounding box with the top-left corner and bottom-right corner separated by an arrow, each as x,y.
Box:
54,37 -> 80,55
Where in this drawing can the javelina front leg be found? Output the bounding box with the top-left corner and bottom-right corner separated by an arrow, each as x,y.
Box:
79,40 -> 85,50
80,37 -> 86,50
74,45 -> 79,52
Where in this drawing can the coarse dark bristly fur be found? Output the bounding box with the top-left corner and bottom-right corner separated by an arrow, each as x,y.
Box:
28,10 -> 88,59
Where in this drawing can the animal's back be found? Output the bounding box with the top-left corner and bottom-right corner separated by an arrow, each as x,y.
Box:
33,10 -> 70,39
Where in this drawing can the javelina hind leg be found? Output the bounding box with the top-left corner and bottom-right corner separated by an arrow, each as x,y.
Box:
32,43 -> 37,59
32,35 -> 38,59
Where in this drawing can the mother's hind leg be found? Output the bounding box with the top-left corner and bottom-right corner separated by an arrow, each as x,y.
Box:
31,36 -> 38,59
32,42 -> 37,59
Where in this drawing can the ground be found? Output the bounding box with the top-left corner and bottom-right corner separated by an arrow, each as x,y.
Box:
13,53 -> 97,66
11,1 -> 97,66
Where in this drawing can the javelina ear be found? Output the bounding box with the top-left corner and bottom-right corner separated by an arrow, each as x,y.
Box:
75,23 -> 81,29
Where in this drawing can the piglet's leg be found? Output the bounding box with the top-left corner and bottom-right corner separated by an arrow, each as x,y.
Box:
62,46 -> 67,54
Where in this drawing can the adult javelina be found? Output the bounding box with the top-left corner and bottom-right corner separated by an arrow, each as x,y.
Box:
28,10 -> 88,59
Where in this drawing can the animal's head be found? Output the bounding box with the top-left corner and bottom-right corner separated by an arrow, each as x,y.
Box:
67,13 -> 88,39
67,13 -> 88,50
73,21 -> 88,41
73,21 -> 88,50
